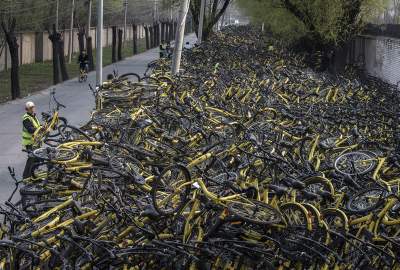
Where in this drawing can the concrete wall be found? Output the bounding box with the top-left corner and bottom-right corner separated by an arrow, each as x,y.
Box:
20,33 -> 36,65
352,35 -> 400,86
0,25 -> 145,72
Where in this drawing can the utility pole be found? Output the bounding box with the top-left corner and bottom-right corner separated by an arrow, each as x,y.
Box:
87,0 -> 92,38
170,1 -> 173,21
96,0 -> 103,85
68,0 -> 75,63
171,0 -> 190,75
197,0 -> 206,44
56,0 -> 59,32
154,0 -> 158,21
123,0 -> 128,42
228,6 -> 231,25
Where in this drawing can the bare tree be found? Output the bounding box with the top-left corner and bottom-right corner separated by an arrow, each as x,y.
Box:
190,0 -> 231,41
1,18 -> 20,100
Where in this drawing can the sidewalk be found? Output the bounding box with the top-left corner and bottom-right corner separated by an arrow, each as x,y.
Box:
0,34 -> 197,203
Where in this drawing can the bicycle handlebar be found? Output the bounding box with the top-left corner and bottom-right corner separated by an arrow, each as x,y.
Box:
50,90 -> 66,110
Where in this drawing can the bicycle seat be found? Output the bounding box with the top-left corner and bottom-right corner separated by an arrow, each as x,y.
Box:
268,184 -> 288,196
316,189 -> 334,201
281,177 -> 305,190
41,112 -> 51,119
300,190 -> 320,201
141,204 -> 161,220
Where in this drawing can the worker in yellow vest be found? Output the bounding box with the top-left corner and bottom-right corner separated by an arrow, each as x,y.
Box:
22,101 -> 41,179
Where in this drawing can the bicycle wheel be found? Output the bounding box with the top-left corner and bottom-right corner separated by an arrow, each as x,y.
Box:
32,147 -> 78,162
23,199 -> 65,217
334,151 -> 377,176
301,176 -> 335,202
280,202 -> 312,230
227,199 -> 282,225
119,72 -> 141,82
20,184 -> 51,196
58,124 -> 92,141
30,161 -> 59,180
152,164 -> 191,216
322,208 -> 349,251
140,76 -> 160,84
46,117 -> 67,138
346,188 -> 386,214
109,155 -> 145,184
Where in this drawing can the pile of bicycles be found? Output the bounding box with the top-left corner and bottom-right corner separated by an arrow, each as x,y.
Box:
1,26 -> 400,269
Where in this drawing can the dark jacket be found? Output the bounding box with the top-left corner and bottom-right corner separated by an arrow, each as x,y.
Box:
78,54 -> 89,63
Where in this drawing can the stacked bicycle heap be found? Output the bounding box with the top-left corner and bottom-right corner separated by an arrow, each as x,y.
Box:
1,26 -> 400,269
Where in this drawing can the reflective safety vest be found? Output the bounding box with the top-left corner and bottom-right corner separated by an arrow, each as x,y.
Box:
22,113 -> 40,146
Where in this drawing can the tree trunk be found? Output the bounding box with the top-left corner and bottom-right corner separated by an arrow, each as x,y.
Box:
112,26 -> 117,63
149,25 -> 154,48
1,18 -> 21,100
86,36 -> 94,71
118,29 -> 123,61
144,26 -> 150,50
165,22 -> 169,42
77,27 -> 85,54
173,22 -> 178,39
190,0 -> 231,41
161,22 -> 165,42
58,38 -> 69,81
156,23 -> 160,45
169,22 -> 174,41
10,45 -> 20,99
48,24 -> 61,85
155,24 -> 159,46
133,24 -> 138,54
154,24 -> 158,46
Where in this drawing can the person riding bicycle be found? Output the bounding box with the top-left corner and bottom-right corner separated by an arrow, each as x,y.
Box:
21,101 -> 41,179
78,50 -> 89,73
166,41 -> 172,58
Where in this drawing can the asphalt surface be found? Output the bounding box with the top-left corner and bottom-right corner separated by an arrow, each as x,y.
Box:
0,34 -> 196,203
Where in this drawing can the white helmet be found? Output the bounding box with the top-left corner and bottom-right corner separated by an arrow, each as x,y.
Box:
25,101 -> 35,109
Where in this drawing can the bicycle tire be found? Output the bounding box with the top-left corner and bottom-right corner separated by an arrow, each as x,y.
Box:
20,184 -> 51,196
280,202 -> 312,230
140,76 -> 161,84
346,188 -> 386,214
32,147 -> 78,162
119,72 -> 141,82
152,164 -> 191,216
109,155 -> 145,184
46,117 -> 68,138
58,124 -> 92,141
227,199 -> 283,225
30,161 -> 60,180
334,151 -> 377,176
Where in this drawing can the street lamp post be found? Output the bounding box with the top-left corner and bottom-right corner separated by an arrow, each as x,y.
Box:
96,0 -> 103,85
197,0 -> 205,44
123,0 -> 128,42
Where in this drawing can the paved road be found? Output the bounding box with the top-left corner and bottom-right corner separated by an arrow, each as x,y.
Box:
0,34 -> 196,203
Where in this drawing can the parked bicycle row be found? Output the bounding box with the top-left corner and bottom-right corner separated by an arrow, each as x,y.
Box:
1,26 -> 400,269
